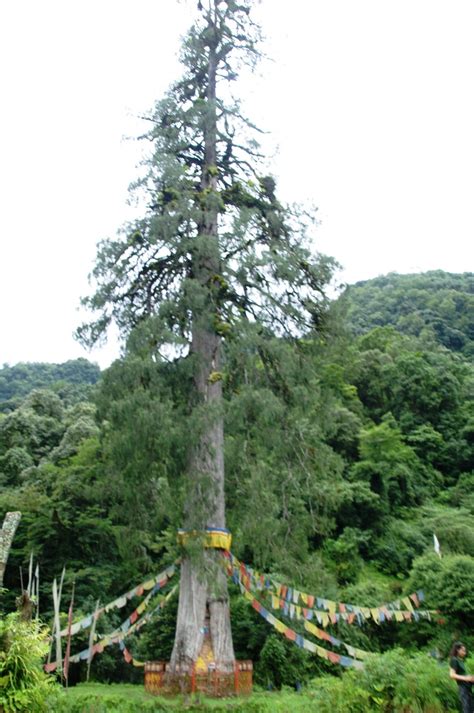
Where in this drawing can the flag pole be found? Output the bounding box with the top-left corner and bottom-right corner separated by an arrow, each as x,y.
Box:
63,580 -> 75,689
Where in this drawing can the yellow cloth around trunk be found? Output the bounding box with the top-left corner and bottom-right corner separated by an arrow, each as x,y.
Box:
177,529 -> 232,550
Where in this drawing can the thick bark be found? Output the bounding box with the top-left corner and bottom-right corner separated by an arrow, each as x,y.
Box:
169,5 -> 235,671
169,320 -> 235,670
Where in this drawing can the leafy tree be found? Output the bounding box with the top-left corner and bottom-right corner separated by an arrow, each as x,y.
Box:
77,0 -> 336,673
348,327 -> 473,483
410,553 -> 474,629
349,415 -> 436,511
0,393 -> 64,478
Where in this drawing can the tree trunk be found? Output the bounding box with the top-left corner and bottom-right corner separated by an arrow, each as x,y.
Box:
169,322 -> 235,672
169,7 -> 235,673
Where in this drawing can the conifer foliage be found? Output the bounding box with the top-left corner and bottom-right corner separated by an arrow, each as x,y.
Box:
78,0 -> 336,672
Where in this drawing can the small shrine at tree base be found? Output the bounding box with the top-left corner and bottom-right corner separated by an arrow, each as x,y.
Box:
144,661 -> 253,697
145,607 -> 252,697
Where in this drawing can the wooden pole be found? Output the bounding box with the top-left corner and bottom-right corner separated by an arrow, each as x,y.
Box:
35,563 -> 40,620
52,578 -> 63,680
27,551 -> 33,596
63,581 -> 75,688
86,599 -> 101,682
48,567 -> 65,665
0,512 -> 21,589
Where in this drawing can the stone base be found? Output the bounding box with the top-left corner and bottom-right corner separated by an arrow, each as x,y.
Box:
144,660 -> 253,697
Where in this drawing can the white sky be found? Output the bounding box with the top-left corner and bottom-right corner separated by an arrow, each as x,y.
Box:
1,0 -> 473,369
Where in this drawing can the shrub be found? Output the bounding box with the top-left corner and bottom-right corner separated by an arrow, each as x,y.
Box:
0,612 -> 59,712
309,649 -> 459,713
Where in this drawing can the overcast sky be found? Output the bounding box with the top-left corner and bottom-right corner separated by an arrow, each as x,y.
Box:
1,0 -> 473,369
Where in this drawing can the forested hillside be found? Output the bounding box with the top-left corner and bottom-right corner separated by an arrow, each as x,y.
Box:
1,271 -> 473,687
341,270 -> 473,357
0,359 -> 101,411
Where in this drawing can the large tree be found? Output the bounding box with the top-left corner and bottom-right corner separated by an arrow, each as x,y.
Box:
78,0 -> 336,673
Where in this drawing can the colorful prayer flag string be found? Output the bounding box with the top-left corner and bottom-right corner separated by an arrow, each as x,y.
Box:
46,585 -> 177,672
238,584 -> 365,669
226,561 -> 372,663
59,562 -> 178,638
223,552 -> 432,626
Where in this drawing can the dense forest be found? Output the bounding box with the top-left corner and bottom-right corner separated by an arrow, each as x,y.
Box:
1,270 -> 472,688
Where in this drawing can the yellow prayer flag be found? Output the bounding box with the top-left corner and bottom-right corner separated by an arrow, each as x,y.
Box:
304,621 -> 318,638
354,648 -> 371,660
274,620 -> 287,634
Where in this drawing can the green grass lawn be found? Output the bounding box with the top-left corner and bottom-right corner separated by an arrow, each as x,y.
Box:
50,682 -> 316,712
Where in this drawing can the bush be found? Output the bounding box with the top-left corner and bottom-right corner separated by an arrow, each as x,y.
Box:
255,634 -> 317,689
308,672 -> 371,713
308,649 -> 459,712
409,553 -> 474,628
0,612 -> 59,712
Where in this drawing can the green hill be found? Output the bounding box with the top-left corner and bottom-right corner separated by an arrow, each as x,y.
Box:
340,271 -> 474,358
0,358 -> 101,411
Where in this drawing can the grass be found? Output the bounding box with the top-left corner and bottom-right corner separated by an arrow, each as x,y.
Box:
49,682 -> 318,712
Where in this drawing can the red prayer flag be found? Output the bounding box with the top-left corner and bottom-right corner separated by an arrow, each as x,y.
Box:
284,628 -> 297,642
409,592 -> 420,608
251,599 -> 262,613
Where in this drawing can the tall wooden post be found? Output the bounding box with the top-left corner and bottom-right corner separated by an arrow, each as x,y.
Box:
0,511 -> 21,590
